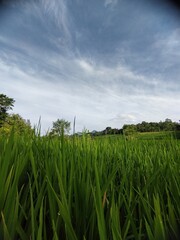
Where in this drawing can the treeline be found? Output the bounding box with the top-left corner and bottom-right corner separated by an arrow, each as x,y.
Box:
1,93 -> 180,137
91,118 -> 180,136
0,94 -> 71,136
123,119 -> 180,134
90,127 -> 123,136
0,94 -> 33,135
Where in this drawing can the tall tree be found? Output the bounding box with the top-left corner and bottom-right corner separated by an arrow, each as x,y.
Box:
50,119 -> 71,136
0,94 -> 15,127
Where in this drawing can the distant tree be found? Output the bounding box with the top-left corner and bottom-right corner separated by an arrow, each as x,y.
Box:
50,119 -> 71,136
0,94 -> 15,127
105,127 -> 112,135
0,114 -> 32,135
82,127 -> 90,134
163,119 -> 175,131
123,124 -> 137,137
165,118 -> 172,123
141,121 -> 149,132
175,121 -> 180,131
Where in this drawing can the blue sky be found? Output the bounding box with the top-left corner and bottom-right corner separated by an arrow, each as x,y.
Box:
0,0 -> 180,133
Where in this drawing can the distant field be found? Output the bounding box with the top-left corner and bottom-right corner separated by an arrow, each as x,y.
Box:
0,131 -> 180,239
95,131 -> 180,140
136,131 -> 177,140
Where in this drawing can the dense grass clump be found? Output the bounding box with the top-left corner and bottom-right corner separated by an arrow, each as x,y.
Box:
0,131 -> 180,239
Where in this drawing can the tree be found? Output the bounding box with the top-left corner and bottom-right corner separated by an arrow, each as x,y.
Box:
0,94 -> 15,127
123,124 -> 137,139
104,127 -> 112,135
50,119 -> 71,136
0,114 -> 32,135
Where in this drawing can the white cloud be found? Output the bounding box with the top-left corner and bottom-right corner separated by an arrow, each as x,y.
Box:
40,0 -> 72,42
77,59 -> 94,74
104,0 -> 118,8
1,49 -> 180,134
153,28 -> 180,57
112,114 -> 137,123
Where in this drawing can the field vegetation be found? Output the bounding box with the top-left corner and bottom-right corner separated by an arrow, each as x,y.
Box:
0,129 -> 180,239
0,93 -> 180,239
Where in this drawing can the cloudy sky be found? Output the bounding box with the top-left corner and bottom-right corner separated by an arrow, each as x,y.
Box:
0,0 -> 180,133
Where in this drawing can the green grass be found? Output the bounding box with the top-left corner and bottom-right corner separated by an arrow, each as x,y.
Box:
0,130 -> 180,239
93,131 -> 180,141
136,131 -> 175,140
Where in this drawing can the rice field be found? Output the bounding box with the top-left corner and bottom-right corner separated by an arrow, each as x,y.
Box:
0,130 -> 180,239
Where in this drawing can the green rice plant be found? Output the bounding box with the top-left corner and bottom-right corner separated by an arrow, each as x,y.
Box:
92,161 -> 107,240
0,129 -> 180,239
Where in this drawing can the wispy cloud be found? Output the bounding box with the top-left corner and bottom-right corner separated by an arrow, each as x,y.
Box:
40,0 -> 72,42
1,47 -> 179,132
154,28 -> 180,56
104,0 -> 118,8
0,0 -> 180,132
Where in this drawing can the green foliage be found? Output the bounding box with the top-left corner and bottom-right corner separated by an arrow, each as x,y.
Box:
0,130 -> 180,239
91,119 -> 179,137
50,118 -> 71,136
0,114 -> 33,136
130,119 -> 178,133
136,131 -> 174,140
92,127 -> 122,136
0,94 -> 15,127
123,124 -> 137,138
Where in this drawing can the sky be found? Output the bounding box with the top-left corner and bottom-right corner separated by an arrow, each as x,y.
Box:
0,0 -> 180,133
